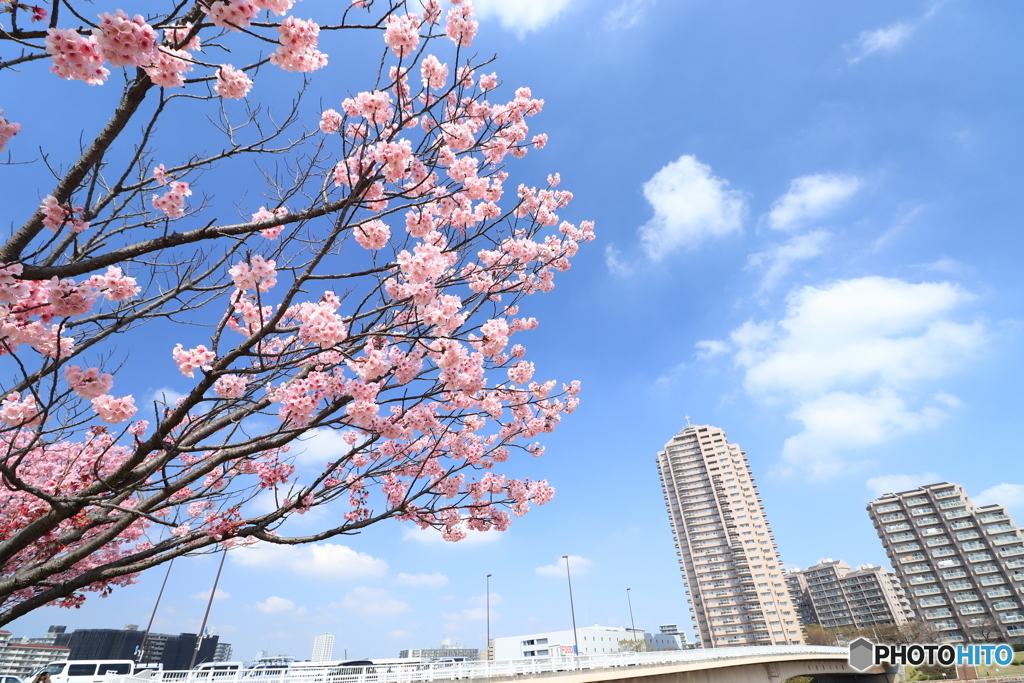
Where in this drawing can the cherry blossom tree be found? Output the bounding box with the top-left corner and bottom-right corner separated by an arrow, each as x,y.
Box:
0,0 -> 593,626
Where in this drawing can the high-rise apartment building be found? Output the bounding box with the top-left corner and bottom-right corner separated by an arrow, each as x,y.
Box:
868,482 -> 1024,643
656,423 -> 804,648
784,559 -> 914,629
311,633 -> 334,662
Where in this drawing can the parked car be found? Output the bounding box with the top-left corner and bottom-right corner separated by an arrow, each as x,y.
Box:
29,661 -> 134,683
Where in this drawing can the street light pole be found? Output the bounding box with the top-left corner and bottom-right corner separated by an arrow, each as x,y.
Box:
189,549 -> 227,670
486,573 -> 492,661
562,556 -> 579,656
626,588 -> 638,650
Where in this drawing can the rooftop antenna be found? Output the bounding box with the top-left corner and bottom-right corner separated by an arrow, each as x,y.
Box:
684,415 -> 691,426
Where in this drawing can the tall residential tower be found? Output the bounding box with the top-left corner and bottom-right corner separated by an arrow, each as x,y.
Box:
868,482 -> 1024,643
656,423 -> 804,648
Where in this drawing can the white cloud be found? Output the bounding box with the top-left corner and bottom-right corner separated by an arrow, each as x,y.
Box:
389,630 -> 413,639
974,484 -> 1024,510
254,596 -> 299,615
401,523 -> 501,546
334,587 -> 410,617
638,155 -> 746,258
474,0 -> 573,35
191,588 -> 231,601
467,592 -> 504,608
396,572 -> 449,587
147,386 -> 187,408
866,472 -> 942,498
729,276 -> 987,478
736,277 -> 984,398
535,555 -> 594,577
604,244 -> 633,276
292,427 -> 355,467
747,230 -> 830,293
604,0 -> 648,31
848,22 -> 915,63
765,174 -> 861,231
695,340 -> 729,360
232,542 -> 388,581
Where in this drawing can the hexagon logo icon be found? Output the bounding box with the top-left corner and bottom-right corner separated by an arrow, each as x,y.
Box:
848,637 -> 875,672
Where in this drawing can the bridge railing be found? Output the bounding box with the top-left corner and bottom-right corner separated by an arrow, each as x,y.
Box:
110,646 -> 847,683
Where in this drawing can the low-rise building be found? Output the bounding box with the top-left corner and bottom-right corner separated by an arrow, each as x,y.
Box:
399,640 -> 480,661
0,631 -> 70,678
785,559 -> 913,629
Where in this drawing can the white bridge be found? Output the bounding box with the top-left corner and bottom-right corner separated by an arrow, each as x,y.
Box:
114,646 -> 892,683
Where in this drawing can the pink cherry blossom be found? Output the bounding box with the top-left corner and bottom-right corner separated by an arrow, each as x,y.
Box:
383,13 -> 420,59
319,109 -> 342,134
0,392 -> 42,427
172,344 -> 216,377
94,10 -> 158,68
87,266 -> 141,301
229,254 -> 278,292
253,0 -> 295,15
45,28 -> 109,85
91,394 -> 138,423
163,24 -> 201,51
269,17 -> 327,72
215,65 -> 253,99
354,219 -> 390,250
151,181 -> 191,218
152,163 -> 168,185
445,0 -> 478,47
479,72 -> 498,91
0,109 -> 21,153
213,375 -> 248,399
143,47 -> 192,88
420,54 -> 448,89
65,366 -> 114,399
39,195 -> 89,233
203,0 -> 260,30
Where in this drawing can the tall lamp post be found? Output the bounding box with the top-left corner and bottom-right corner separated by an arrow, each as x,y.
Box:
562,555 -> 580,656
486,573 -> 492,661
626,588 -> 638,649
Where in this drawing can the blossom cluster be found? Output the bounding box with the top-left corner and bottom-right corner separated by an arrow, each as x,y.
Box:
0,109 -> 21,153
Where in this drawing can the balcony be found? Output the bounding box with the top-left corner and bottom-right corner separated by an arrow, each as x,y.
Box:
945,510 -> 969,519
939,499 -> 965,509
1001,547 -> 1024,558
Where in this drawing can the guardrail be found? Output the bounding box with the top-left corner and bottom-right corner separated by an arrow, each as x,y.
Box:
111,646 -> 848,683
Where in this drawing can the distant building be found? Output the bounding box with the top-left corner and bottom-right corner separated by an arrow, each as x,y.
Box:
491,625 -> 688,659
0,630 -> 70,678
311,633 -> 334,662
214,643 -> 233,662
56,627 -> 222,670
62,626 -> 144,661
784,559 -> 914,629
868,482 -> 1024,643
656,423 -> 804,647
645,624 -> 697,651
399,640 -> 480,661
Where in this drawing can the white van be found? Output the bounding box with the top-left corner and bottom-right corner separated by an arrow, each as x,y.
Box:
30,661 -> 135,683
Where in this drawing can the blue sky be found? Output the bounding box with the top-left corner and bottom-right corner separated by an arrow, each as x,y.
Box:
6,0 -> 1024,663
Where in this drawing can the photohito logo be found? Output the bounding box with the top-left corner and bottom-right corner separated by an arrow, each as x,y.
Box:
847,637 -> 1014,671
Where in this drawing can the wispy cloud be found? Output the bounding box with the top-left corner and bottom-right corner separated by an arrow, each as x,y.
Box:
974,483 -> 1024,510
747,230 -> 831,293
254,596 -> 306,616
396,572 -> 449,587
729,276 -> 987,478
332,587 -> 409,617
638,155 -> 746,258
232,542 -> 388,581
474,0 -> 574,36
191,588 -> 231,602
866,472 -> 942,498
535,555 -> 594,577
604,244 -> 634,276
603,0 -> 649,31
765,174 -> 861,231
847,2 -> 946,64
